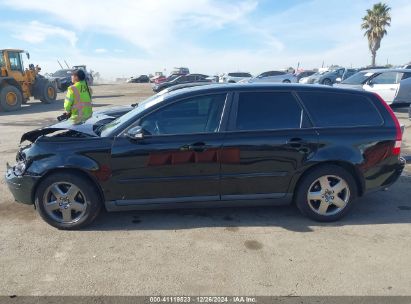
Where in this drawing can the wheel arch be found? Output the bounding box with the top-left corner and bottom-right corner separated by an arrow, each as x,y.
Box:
32,167 -> 105,206
290,161 -> 365,202
0,77 -> 23,93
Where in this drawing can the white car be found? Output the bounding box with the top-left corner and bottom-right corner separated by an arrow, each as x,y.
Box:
247,72 -> 298,83
219,72 -> 252,83
334,69 -> 411,105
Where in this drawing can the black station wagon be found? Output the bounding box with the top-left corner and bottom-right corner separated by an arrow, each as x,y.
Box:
5,84 -> 405,229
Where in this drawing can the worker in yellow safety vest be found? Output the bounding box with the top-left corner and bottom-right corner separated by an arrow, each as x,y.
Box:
64,69 -> 92,124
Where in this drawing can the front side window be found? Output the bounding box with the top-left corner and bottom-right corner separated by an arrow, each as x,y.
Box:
234,92 -> 304,131
140,94 -> 226,135
298,91 -> 383,127
8,52 -> 23,71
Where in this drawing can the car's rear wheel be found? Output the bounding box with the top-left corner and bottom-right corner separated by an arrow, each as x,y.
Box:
282,79 -> 291,83
35,173 -> 101,229
295,165 -> 357,222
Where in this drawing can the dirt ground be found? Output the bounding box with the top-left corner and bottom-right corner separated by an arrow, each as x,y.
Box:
0,83 -> 410,296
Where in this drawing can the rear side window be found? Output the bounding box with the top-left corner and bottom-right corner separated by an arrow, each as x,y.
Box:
235,92 -> 304,131
298,91 -> 382,127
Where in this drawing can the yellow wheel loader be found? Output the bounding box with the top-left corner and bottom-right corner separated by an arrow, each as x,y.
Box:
0,49 -> 57,112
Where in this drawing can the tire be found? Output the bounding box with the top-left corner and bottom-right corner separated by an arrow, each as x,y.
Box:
322,78 -> 332,86
295,165 -> 357,222
40,81 -> 57,104
282,79 -> 291,83
35,173 -> 102,230
0,85 -> 22,112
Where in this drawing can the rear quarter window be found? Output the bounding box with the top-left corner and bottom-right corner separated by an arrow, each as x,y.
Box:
298,91 -> 383,127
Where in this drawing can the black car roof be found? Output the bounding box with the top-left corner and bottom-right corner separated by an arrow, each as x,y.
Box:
164,83 -> 372,99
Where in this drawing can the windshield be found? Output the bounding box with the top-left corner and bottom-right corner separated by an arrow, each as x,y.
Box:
341,71 -> 374,84
99,94 -> 165,137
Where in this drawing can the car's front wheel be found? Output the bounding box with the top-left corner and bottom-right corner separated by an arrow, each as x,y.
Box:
35,173 -> 102,229
295,165 -> 357,222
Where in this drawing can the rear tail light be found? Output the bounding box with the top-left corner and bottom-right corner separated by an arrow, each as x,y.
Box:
374,93 -> 402,156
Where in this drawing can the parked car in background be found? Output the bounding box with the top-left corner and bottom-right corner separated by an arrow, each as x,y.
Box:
219,72 -> 252,83
247,72 -> 297,83
338,69 -> 359,83
6,83 -> 404,229
48,69 -> 73,92
150,72 -> 164,82
171,67 -> 190,75
307,68 -> 346,85
152,75 -> 167,84
296,70 -> 316,83
334,69 -> 411,105
152,74 -> 210,92
302,71 -> 328,84
127,75 -> 150,83
153,74 -> 183,84
256,71 -> 287,78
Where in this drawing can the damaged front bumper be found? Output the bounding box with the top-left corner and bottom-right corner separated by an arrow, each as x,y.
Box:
5,163 -> 40,205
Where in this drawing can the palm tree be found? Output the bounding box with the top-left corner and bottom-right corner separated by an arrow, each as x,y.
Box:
361,3 -> 391,66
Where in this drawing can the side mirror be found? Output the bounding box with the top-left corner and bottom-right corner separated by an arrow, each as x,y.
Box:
126,126 -> 145,140
25,52 -> 30,60
335,77 -> 342,83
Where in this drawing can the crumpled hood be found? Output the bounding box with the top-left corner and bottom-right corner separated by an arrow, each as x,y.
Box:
20,114 -> 112,143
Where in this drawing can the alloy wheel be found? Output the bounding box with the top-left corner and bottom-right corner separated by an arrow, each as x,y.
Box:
307,175 -> 350,216
43,182 -> 88,224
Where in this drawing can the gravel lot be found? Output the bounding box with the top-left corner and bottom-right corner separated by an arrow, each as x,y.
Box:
0,83 -> 410,296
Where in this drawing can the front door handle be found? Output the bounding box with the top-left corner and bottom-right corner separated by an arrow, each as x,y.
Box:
189,142 -> 207,152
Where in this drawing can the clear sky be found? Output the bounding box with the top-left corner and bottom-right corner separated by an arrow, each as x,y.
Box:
0,0 -> 410,79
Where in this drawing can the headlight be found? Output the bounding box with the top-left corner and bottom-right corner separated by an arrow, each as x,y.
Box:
13,160 -> 27,176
